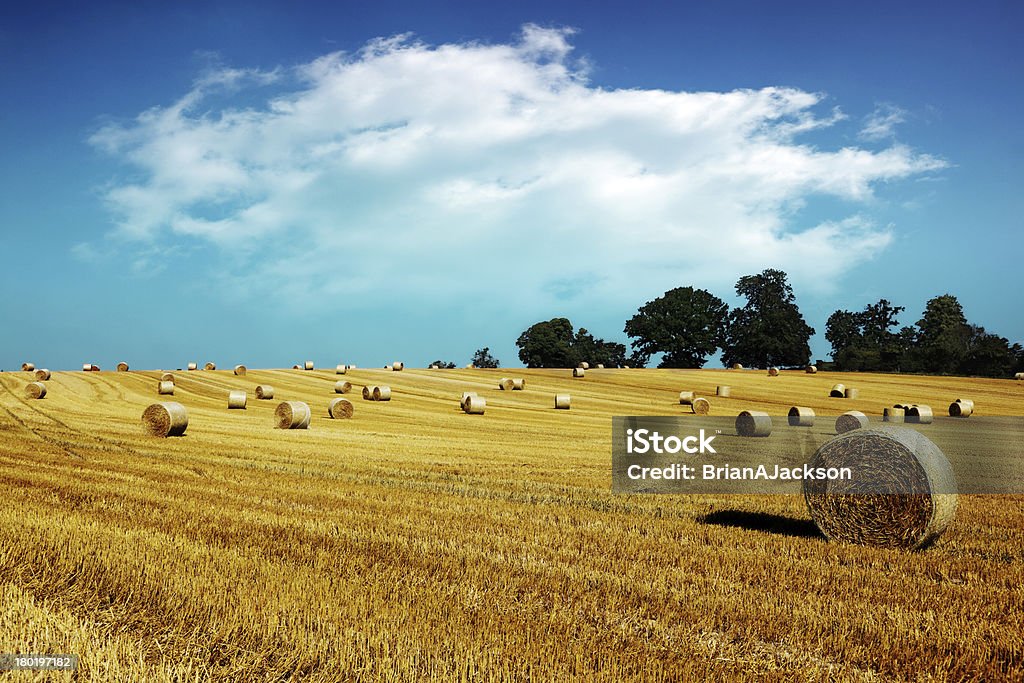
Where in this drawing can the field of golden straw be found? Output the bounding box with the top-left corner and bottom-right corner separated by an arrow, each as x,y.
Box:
1,365 -> 1022,681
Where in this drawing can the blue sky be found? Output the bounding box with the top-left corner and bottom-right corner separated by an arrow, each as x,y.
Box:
2,1 -> 1021,370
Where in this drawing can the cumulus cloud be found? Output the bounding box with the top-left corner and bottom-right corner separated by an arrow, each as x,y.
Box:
87,25 -> 945,316
859,103 -> 908,141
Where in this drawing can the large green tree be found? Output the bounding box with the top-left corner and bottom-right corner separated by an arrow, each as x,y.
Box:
624,287 -> 729,368
516,319 -> 624,368
721,269 -> 814,368
825,299 -> 906,371
960,326 -> 1018,377
916,294 -> 971,374
471,347 -> 500,369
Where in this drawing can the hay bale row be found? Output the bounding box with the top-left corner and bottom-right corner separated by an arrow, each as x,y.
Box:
335,380 -> 352,394
362,385 -> 391,401
463,395 -> 486,415
948,398 -> 974,418
234,365 -> 247,376
788,406 -> 814,427
836,411 -> 869,434
573,368 -> 585,378
678,391 -> 695,406
328,398 -> 353,419
767,367 -> 780,377
736,410 -> 771,437
554,394 -> 571,410
142,402 -> 188,437
716,386 -> 730,397
275,401 -> 311,429
804,427 -> 957,549
21,362 -> 35,372
34,369 -> 51,381
157,381 -> 174,395
117,362 -> 129,372
227,390 -> 247,410
691,397 -> 710,415
255,385 -> 274,400
25,382 -> 46,399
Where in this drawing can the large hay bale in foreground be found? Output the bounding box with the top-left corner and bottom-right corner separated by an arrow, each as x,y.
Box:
233,365 -> 247,376
573,368 -> 585,378
716,386 -> 730,397
949,399 -> 974,418
21,362 -> 35,372
554,394 -> 571,410
806,365 -> 818,374
768,367 -> 780,377
829,383 -> 846,398
883,407 -> 905,423
25,382 -> 47,399
736,410 -> 772,437
157,381 -> 174,395
142,402 -> 188,437
512,378 -> 526,390
844,387 -> 859,400
836,411 -> 869,434
678,391 -> 695,406
788,406 -> 815,427
499,378 -> 514,391
803,427 -> 958,549
691,397 -> 711,415
255,385 -> 274,400
373,386 -> 392,401
34,369 -> 51,381
227,390 -> 247,410
116,362 -> 129,372
160,372 -> 174,382
328,398 -> 354,419
463,395 -> 486,414
304,361 -> 314,371
335,381 -> 352,394
275,401 -> 311,429
906,405 -> 934,424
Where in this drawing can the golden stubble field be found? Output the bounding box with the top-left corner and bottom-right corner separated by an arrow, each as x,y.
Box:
1,366 -> 1022,681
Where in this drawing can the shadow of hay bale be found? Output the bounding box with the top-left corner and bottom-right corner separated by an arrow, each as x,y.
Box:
698,510 -> 823,539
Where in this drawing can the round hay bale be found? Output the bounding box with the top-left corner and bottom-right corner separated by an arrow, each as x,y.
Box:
275,401 -> 311,429
187,363 -> 198,371
392,362 -> 404,371
512,378 -> 526,390
768,367 -> 780,377
34,369 -> 51,381
89,365 -> 101,372
160,372 -> 174,382
373,386 -> 392,402
803,427 -> 958,549
461,392 -> 477,411
836,411 -> 869,434
788,406 -> 815,427
384,365 -> 392,370
829,384 -> 847,398
328,398 -> 354,419
21,362 -> 35,372
716,386 -> 730,397
336,365 -> 347,375
465,364 -> 475,369
883,407 -> 905,423
806,365 -> 818,374
731,363 -> 743,370
499,378 -> 514,391
157,381 -> 174,395
362,386 -> 373,401
82,363 -> 93,372
227,390 -> 247,410
304,361 -> 314,371
596,364 -> 605,369
348,364 -> 357,369
233,365 -> 247,376
335,380 -> 352,394
893,403 -> 911,411
464,395 -> 486,414
292,364 -> 302,370
906,405 -> 934,424
142,402 -> 188,437
203,362 -> 216,371
844,387 -> 859,400
573,367 -> 585,378
579,362 -> 590,370
116,362 -> 129,372
736,410 -> 772,437
255,385 -> 274,400
691,397 -> 711,415
554,394 -> 571,410
25,382 -> 47,399
948,399 -> 974,418
678,391 -> 695,406
1016,372 -> 1024,380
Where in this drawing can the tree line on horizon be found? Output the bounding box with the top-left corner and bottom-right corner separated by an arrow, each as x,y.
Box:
510,268 -> 1024,378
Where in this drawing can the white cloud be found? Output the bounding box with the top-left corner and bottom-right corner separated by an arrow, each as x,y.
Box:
87,25 -> 946,316
859,103 -> 908,141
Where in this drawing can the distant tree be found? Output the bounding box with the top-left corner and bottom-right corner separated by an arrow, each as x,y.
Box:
471,347 -> 500,369
721,269 -> 815,368
916,294 -> 971,374
430,360 -> 457,369
825,299 -> 905,371
960,326 -> 1017,377
624,286 -> 729,368
516,318 -> 625,368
